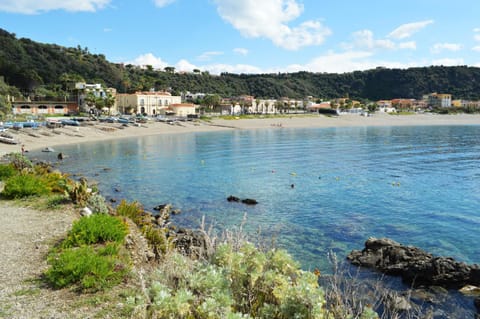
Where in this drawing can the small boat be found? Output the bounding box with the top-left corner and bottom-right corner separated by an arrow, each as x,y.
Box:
0,133 -> 18,145
42,147 -> 55,152
61,119 -> 80,126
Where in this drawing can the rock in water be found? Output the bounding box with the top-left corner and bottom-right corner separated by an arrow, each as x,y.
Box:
227,195 -> 240,202
241,198 -> 258,205
347,237 -> 480,289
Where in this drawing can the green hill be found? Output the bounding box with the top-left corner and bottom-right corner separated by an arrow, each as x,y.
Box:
1,28 -> 480,101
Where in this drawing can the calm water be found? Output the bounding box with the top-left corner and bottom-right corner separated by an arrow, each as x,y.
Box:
34,125 -> 480,271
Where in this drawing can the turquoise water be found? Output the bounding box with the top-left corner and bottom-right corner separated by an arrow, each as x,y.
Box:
36,125 -> 480,271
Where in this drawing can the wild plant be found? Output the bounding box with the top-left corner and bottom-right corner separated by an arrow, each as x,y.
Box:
0,163 -> 16,180
45,214 -> 130,292
45,243 -> 127,292
1,173 -> 49,198
61,213 -> 128,247
322,251 -> 425,319
86,193 -> 109,214
61,177 -> 90,205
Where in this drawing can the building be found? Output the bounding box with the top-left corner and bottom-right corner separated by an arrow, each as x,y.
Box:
12,101 -> 78,115
250,99 -> 277,114
75,82 -> 117,113
391,98 -> 415,111
116,91 -> 182,115
428,93 -> 452,108
162,103 -> 197,117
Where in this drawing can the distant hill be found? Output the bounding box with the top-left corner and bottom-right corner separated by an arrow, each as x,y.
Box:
1,28 -> 480,100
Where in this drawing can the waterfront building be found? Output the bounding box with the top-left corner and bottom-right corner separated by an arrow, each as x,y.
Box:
75,82 -> 117,113
11,100 -> 78,115
116,90 -> 181,115
162,103 -> 197,117
428,93 -> 452,108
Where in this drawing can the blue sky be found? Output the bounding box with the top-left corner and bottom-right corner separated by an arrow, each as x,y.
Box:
1,0 -> 480,74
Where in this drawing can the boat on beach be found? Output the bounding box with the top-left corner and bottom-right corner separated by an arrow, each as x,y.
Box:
0,133 -> 19,144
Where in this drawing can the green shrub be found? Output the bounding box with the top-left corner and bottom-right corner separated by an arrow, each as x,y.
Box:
116,200 -> 149,226
145,244 -> 329,318
2,174 -> 49,199
0,164 -> 16,181
7,152 -> 32,171
87,193 -> 109,214
142,225 -> 170,257
33,166 -> 68,194
61,178 -> 90,205
116,200 -> 171,258
45,244 -> 127,291
62,214 -> 128,248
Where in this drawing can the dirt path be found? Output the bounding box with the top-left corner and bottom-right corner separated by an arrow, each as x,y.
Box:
0,200 -> 82,318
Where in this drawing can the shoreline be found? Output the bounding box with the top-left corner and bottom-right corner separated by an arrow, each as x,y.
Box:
2,113 -> 480,156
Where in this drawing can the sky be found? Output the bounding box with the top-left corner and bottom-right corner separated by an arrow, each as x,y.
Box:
1,0 -> 480,74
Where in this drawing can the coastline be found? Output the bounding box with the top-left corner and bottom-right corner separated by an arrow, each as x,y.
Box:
2,113 -> 480,156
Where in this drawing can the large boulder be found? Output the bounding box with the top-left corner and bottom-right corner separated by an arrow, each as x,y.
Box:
172,228 -> 213,260
347,237 -> 480,289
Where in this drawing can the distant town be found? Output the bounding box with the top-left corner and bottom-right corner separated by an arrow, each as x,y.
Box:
5,80 -> 479,119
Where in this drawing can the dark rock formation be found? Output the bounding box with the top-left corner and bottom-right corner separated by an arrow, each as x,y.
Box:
153,204 -> 168,211
227,195 -> 240,202
173,228 -> 213,260
241,198 -> 258,205
474,297 -> 480,314
57,152 -> 64,160
227,196 -> 258,205
347,237 -> 480,289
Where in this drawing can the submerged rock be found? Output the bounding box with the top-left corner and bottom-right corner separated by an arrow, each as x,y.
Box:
227,195 -> 240,202
241,198 -> 258,205
347,237 -> 480,289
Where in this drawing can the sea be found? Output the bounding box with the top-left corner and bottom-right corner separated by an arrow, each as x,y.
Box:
33,124 -> 480,271
30,124 -> 480,316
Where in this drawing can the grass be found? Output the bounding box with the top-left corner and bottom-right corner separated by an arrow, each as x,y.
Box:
61,214 -> 128,248
11,287 -> 40,297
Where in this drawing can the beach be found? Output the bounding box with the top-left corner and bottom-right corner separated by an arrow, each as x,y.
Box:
2,113 -> 480,156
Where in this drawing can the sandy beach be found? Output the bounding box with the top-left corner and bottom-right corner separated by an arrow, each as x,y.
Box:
1,113 -> 480,156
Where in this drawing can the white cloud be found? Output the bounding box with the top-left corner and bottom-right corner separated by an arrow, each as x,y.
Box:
343,30 -> 416,52
103,28 -> 112,33
388,20 -> 434,39
0,0 -> 110,14
472,45 -> 480,52
474,34 -> 480,42
197,51 -> 224,61
398,41 -> 416,50
346,30 -> 395,50
130,53 -> 168,70
175,59 -> 198,72
204,63 -> 263,74
233,48 -> 249,56
473,28 -> 480,33
431,58 -> 464,66
431,43 -> 462,54
153,0 -> 177,8
213,0 -> 331,50
297,50 -> 421,73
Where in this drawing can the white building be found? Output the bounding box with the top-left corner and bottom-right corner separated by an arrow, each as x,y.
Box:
116,91 -> 182,115
250,99 -> 277,114
75,82 -> 117,113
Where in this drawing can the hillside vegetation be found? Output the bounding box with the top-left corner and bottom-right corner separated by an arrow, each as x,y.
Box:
2,28 -> 480,101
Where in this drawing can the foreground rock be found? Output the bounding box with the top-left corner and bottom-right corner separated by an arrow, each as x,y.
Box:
347,237 -> 480,289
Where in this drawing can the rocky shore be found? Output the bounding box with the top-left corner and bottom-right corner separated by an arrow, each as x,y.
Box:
348,237 -> 480,315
